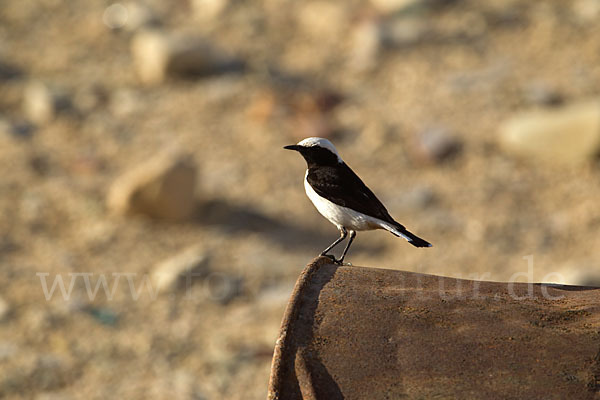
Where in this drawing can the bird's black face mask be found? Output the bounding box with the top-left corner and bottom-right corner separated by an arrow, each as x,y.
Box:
284,145 -> 340,168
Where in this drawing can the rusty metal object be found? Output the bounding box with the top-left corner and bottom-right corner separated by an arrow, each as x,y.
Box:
268,257 -> 600,399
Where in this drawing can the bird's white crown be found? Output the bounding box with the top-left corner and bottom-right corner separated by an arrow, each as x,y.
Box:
296,137 -> 342,162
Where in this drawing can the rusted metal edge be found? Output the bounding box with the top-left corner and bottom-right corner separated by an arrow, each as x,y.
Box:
267,256 -> 334,400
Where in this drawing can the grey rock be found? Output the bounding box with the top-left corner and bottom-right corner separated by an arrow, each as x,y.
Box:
103,2 -> 158,31
0,353 -> 72,395
394,185 -> 437,210
0,342 -> 18,361
203,271 -> 242,305
381,16 -> 428,47
413,127 -> 462,164
499,99 -> 600,165
107,151 -> 198,221
32,355 -> 72,391
523,83 -> 564,106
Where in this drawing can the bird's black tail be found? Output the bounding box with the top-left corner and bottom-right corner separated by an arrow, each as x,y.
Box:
385,223 -> 432,248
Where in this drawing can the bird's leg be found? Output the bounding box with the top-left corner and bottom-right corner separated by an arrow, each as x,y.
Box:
338,230 -> 356,265
320,228 -> 347,260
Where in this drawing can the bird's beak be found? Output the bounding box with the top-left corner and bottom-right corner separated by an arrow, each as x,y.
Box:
284,145 -> 301,151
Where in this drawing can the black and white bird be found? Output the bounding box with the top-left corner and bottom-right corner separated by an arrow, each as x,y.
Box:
285,137 -> 432,264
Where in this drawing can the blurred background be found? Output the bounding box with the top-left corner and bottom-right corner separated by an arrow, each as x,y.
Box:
1,0 -> 600,398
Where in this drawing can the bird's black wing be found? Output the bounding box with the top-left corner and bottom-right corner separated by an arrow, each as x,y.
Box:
306,164 -> 396,224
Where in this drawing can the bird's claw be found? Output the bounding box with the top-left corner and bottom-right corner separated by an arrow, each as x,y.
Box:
321,254 -> 342,264
321,254 -> 352,265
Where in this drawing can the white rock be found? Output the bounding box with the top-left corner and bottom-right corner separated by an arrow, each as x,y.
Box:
381,16 -> 428,47
23,81 -> 70,124
131,29 -> 235,85
103,2 -> 157,31
371,0 -> 420,14
499,99 -> 600,165
152,245 -> 209,293
103,3 -> 128,29
573,0 -> 600,24
107,151 -> 197,220
371,0 -> 450,15
192,0 -> 229,22
298,2 -> 347,39
349,19 -> 382,72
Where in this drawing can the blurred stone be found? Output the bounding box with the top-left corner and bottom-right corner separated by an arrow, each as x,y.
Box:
204,271 -> 242,305
73,85 -> 107,114
152,369 -> 207,399
32,354 -> 72,391
396,185 -> 437,210
11,120 -> 36,139
499,99 -> 600,165
103,3 -> 128,29
109,88 -> 141,117
381,16 -> 428,47
103,2 -> 158,31
84,307 -> 119,326
258,282 -> 295,308
246,90 -> 276,124
36,393 -> 74,400
0,60 -> 22,81
131,29 -> 242,85
370,0 -> 419,14
293,113 -> 335,141
523,83 -> 564,106
152,245 -> 209,293
370,0 -> 455,15
23,81 -> 71,124
107,152 -> 197,221
412,127 -> 462,164
298,2 -> 347,39
192,0 -> 229,22
82,221 -> 116,251
349,18 -> 382,72
20,190 -> 46,226
0,353 -> 72,394
572,0 -> 600,24
0,117 -> 13,140
290,90 -> 343,141
0,297 -> 10,321
0,342 -> 18,361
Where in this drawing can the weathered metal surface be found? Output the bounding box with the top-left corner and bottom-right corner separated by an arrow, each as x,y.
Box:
268,256 -> 600,400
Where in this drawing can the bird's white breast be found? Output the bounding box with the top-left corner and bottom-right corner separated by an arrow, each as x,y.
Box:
304,171 -> 382,231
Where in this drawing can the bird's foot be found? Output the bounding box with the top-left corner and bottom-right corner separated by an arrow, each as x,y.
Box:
321,254 -> 343,265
